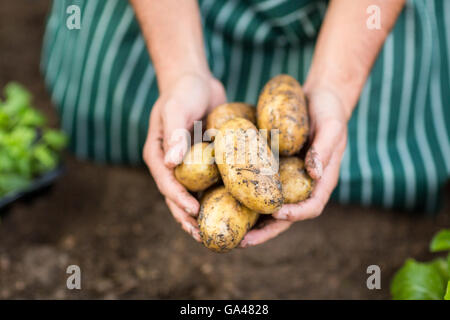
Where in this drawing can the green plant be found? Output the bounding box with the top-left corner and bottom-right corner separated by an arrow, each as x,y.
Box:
0,82 -> 67,197
390,229 -> 450,300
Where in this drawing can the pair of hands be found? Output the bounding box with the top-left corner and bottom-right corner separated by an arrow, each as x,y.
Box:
143,71 -> 348,247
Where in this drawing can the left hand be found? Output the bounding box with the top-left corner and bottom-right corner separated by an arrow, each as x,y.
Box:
143,73 -> 226,242
240,86 -> 348,248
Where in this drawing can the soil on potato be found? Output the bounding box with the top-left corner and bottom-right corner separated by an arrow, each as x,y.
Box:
0,0 -> 449,299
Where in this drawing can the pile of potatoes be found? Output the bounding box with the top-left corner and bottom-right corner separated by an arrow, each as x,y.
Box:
175,75 -> 313,253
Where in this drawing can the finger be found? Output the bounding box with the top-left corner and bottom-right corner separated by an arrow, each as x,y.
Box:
304,88 -> 347,180
273,139 -> 346,221
162,79 -> 211,168
144,106 -> 199,215
306,117 -> 345,180
206,78 -> 227,113
240,218 -> 292,248
162,78 -> 227,167
162,98 -> 191,168
166,198 -> 201,242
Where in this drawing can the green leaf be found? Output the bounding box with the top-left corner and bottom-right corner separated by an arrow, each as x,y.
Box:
42,129 -> 68,151
8,127 -> 36,148
17,108 -> 45,127
445,282 -> 450,300
32,144 -> 58,173
4,82 -> 31,105
390,258 -> 448,300
0,111 -> 9,129
2,82 -> 31,116
446,253 -> 450,281
430,258 -> 450,281
0,152 -> 14,172
0,82 -> 65,197
430,229 -> 450,252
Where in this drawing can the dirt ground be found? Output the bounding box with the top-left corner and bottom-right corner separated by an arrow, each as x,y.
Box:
0,0 -> 449,300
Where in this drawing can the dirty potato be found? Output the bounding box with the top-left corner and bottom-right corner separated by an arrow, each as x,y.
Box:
257,74 -> 309,156
198,186 -> 259,253
214,117 -> 283,214
175,142 -> 220,192
206,103 -> 256,139
279,157 -> 313,203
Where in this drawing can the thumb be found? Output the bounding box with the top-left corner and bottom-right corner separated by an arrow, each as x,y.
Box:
162,99 -> 191,168
306,118 -> 344,180
304,89 -> 347,180
206,78 -> 227,113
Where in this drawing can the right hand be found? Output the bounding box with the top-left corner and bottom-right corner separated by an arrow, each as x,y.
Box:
143,72 -> 227,241
240,87 -> 348,247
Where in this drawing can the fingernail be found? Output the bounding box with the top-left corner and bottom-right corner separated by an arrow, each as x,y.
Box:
185,207 -> 192,214
307,149 -> 323,179
184,222 -> 195,233
273,207 -> 285,218
314,156 -> 323,178
274,212 -> 287,220
164,143 -> 185,166
188,224 -> 201,242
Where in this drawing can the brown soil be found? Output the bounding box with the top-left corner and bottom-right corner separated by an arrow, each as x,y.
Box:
0,0 -> 448,300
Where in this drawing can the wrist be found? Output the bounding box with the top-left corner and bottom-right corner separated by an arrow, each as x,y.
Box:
304,63 -> 364,122
155,58 -> 212,94
131,0 -> 211,93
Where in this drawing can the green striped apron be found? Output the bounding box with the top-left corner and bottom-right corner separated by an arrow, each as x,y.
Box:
41,0 -> 450,213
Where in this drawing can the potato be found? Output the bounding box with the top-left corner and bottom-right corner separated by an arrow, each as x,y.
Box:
214,117 -> 283,214
279,157 -> 313,203
175,142 -> 220,192
206,103 -> 256,138
198,186 -> 259,253
256,74 -> 309,156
